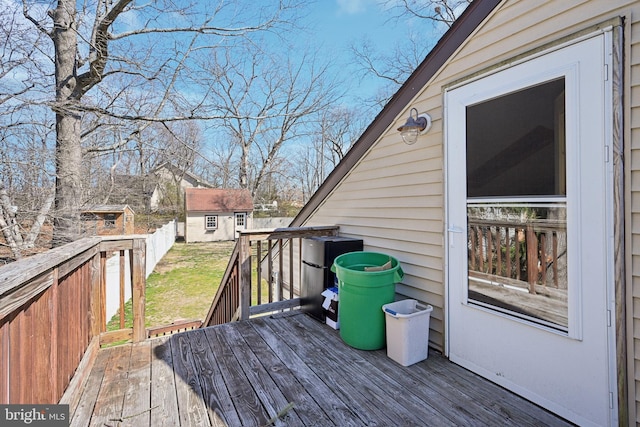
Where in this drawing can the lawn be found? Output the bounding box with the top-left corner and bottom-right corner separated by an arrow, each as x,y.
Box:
107,241 -> 235,330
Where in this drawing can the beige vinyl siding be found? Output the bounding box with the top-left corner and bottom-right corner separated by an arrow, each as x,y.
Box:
185,212 -> 245,242
630,4 -> 640,425
306,131 -> 446,347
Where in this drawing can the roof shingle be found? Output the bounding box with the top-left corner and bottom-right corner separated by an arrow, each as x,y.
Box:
185,188 -> 253,212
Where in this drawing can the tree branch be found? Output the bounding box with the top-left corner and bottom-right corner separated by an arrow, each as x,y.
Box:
77,0 -> 134,95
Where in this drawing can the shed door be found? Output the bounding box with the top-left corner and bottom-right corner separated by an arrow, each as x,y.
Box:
235,212 -> 247,230
445,33 -> 615,426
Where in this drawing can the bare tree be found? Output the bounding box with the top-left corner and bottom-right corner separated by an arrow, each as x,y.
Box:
200,41 -> 342,198
0,183 -> 54,260
318,107 -> 366,170
384,0 -> 472,27
0,112 -> 56,259
197,136 -> 238,189
14,0 -> 300,245
351,0 -> 472,107
289,106 -> 365,203
0,4 -> 56,259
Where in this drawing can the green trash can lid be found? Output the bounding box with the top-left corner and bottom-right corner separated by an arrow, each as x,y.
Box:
331,251 -> 404,283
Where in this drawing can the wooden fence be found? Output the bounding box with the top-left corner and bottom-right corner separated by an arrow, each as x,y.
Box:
204,226 -> 339,326
0,236 -> 146,407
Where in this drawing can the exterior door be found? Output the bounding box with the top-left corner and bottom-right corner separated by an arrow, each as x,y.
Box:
445,33 -> 615,426
235,212 -> 247,239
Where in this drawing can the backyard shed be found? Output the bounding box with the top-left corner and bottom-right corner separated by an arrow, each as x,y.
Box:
184,188 -> 253,242
81,204 -> 135,236
291,0 -> 640,425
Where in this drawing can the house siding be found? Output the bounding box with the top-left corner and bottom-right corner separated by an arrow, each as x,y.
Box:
303,0 -> 640,421
185,212 -> 252,242
629,5 -> 640,425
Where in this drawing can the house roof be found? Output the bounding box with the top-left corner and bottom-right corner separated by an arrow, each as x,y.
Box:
107,174 -> 158,210
82,205 -> 134,214
291,0 -> 501,226
185,188 -> 254,212
152,162 -> 214,188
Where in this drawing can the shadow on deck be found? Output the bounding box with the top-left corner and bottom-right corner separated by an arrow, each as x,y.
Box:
71,312 -> 572,426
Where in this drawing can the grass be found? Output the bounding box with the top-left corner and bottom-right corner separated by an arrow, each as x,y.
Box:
107,241 -> 235,330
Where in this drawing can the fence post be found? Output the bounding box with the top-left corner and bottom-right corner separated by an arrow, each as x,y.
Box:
131,238 -> 146,342
89,252 -> 102,337
239,234 -> 251,321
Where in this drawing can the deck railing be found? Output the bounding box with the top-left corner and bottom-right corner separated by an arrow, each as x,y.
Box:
204,226 -> 339,326
467,218 -> 566,294
0,235 -> 149,408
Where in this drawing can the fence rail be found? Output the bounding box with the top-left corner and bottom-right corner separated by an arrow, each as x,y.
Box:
204,226 -> 339,326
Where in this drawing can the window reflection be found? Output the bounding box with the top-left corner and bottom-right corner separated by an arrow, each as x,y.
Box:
467,204 -> 568,330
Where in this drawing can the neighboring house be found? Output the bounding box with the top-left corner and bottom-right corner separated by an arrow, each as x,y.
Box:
82,205 -> 135,236
291,1 -> 640,425
184,188 -> 253,242
107,174 -> 160,213
150,162 -> 214,211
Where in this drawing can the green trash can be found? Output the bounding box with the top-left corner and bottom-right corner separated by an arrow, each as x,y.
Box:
331,252 -> 404,350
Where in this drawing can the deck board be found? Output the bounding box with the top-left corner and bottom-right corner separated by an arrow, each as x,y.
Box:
73,311 -> 573,427
69,345 -> 111,427
121,341 -> 151,427
220,323 -> 305,426
278,313 -> 470,426
88,344 -> 131,427
204,326 -> 272,426
150,336 -> 180,427
235,319 -> 353,426
186,328 -> 240,427
170,331 -> 211,426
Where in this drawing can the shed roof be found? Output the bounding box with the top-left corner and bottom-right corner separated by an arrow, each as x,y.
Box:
185,188 -> 253,212
291,0 -> 501,226
82,205 -> 134,214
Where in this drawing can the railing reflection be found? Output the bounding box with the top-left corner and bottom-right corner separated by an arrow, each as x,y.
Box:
467,207 -> 568,329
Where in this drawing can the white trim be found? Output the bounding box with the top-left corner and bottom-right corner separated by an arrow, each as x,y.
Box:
602,28 -> 619,426
445,26 -> 615,93
204,214 -> 218,230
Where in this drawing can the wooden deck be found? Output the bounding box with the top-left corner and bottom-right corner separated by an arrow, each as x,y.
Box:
71,312 -> 572,426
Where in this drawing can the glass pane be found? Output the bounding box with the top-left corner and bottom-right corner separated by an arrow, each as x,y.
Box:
467,203 -> 568,330
466,78 -> 565,198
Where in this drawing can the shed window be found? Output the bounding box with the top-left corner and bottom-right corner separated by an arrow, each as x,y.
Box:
205,215 -> 218,230
104,214 -> 116,228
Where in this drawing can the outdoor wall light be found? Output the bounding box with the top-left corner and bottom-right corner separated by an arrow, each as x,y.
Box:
397,108 -> 432,145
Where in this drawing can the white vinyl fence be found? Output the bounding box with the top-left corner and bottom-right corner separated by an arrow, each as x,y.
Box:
105,220 -> 176,322
251,217 -> 293,229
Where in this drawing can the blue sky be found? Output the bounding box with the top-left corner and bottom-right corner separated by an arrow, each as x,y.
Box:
309,0 -> 405,52
304,0 -> 423,103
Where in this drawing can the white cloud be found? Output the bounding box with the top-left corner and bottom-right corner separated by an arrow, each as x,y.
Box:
336,0 -> 370,15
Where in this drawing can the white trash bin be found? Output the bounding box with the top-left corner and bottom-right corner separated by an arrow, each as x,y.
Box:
382,299 -> 433,366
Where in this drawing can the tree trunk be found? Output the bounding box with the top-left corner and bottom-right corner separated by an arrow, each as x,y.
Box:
52,0 -> 84,245
239,141 -> 249,190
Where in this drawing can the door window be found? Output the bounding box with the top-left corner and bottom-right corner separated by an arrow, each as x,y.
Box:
466,78 -> 568,331
235,213 -> 246,228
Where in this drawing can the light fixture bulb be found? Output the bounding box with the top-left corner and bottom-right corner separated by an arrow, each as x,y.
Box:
400,128 -> 420,145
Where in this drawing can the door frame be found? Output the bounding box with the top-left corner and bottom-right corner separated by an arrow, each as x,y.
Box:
443,27 -> 620,425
